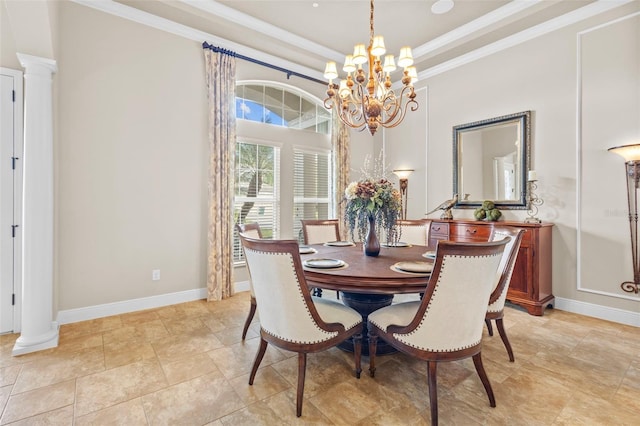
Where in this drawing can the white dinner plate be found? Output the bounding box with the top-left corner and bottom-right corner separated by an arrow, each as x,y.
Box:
422,251 -> 436,259
323,241 -> 355,247
303,258 -> 346,269
382,242 -> 411,248
394,261 -> 433,273
299,246 -> 317,254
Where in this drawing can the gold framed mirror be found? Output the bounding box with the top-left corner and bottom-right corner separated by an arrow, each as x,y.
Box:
453,111 -> 531,209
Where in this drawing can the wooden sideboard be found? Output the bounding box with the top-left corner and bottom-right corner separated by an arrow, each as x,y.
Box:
429,219 -> 554,316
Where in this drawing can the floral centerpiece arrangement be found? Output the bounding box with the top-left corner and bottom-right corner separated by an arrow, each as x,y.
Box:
344,177 -> 402,256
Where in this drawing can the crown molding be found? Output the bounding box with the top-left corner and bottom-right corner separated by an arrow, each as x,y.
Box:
70,0 -> 327,82
418,0 -> 634,80
71,0 -> 631,87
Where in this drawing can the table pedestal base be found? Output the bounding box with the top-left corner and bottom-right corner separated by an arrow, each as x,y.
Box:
338,292 -> 396,356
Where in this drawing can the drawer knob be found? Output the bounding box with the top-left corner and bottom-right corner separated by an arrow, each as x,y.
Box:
466,228 -> 477,234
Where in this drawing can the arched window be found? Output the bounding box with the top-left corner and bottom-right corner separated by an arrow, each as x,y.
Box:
236,82 -> 331,134
233,82 -> 333,262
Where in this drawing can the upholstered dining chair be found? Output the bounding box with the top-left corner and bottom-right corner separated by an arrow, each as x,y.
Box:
485,226 -> 525,362
235,222 -> 262,340
301,219 -> 342,298
239,234 -> 363,417
394,219 -> 432,246
301,219 -> 341,245
367,238 -> 509,426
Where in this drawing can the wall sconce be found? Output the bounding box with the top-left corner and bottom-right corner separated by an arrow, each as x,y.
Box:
392,169 -> 414,219
608,143 -> 640,294
524,170 -> 544,223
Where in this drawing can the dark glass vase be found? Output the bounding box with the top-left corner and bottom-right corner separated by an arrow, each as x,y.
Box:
364,214 -> 381,257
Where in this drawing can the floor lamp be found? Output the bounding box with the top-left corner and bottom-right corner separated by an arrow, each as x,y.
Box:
392,169 -> 413,220
608,143 -> 640,294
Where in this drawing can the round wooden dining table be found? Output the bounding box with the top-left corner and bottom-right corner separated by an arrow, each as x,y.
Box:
301,242 -> 434,355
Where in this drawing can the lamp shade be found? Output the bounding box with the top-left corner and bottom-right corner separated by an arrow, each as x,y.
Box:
392,169 -> 414,180
397,47 -> 414,68
343,55 -> 356,73
323,62 -> 338,80
383,55 -> 396,73
371,35 -> 386,57
352,44 -> 367,65
609,143 -> 640,161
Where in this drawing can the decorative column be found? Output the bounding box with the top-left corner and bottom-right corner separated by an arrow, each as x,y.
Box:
12,53 -> 58,356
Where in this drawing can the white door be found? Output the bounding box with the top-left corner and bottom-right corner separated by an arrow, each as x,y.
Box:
0,69 -> 23,334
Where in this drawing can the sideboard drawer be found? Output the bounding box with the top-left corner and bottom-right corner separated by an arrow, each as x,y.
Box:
430,222 -> 449,237
450,223 -> 492,241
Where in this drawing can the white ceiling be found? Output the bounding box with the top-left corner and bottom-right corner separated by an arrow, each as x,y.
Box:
85,0 -> 629,82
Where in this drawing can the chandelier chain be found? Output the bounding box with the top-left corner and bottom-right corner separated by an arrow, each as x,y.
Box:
369,0 -> 375,44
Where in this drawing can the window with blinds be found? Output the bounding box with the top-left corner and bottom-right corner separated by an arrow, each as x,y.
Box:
233,82 -> 333,263
233,142 -> 280,262
293,149 -> 333,243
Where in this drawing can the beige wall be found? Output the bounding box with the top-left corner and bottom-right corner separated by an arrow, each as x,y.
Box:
394,3 -> 639,314
1,1 -> 638,320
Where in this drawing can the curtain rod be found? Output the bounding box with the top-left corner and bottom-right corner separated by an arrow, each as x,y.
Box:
202,42 -> 326,86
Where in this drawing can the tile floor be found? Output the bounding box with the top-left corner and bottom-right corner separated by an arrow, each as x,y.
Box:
1,291 -> 639,425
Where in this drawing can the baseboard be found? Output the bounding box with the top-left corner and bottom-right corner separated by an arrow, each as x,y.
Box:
56,288 -> 208,324
554,297 -> 640,327
56,282 -> 252,325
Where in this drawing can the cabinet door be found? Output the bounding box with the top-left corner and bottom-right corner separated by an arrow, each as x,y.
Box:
508,245 -> 532,296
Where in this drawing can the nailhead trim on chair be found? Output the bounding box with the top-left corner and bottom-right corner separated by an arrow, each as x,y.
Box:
246,248 -> 339,344
391,254 -> 499,352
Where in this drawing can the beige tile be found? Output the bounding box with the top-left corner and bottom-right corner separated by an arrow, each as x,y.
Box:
152,330 -> 224,364
160,352 -> 221,385
0,379 -> 75,424
553,389 -> 640,425
161,315 -> 212,335
60,316 -> 122,339
12,346 -> 105,394
8,405 -> 74,425
75,358 -> 167,416
219,389 -> 331,425
103,340 -> 157,369
228,365 -> 291,405
3,299 -> 638,425
0,364 -> 20,387
310,380 -> 382,425
119,308 -> 161,325
141,372 -> 245,424
102,319 -> 169,345
75,397 -> 148,426
208,338 -> 286,380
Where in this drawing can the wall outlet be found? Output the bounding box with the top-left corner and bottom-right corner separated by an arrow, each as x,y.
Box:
152,269 -> 161,281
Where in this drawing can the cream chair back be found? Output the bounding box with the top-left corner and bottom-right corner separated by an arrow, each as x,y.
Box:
395,219 -> 431,246
242,238 -> 341,343
301,219 -> 340,244
488,227 -> 525,313
394,239 -> 508,351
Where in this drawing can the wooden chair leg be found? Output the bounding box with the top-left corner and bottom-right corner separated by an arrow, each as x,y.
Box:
472,352 -> 496,408
296,352 -> 307,417
368,330 -> 378,377
496,318 -> 515,362
241,296 -> 257,340
427,361 -> 439,426
248,337 -> 268,385
353,333 -> 362,379
485,318 -> 494,336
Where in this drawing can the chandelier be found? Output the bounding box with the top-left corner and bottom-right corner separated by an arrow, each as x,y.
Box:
323,0 -> 418,136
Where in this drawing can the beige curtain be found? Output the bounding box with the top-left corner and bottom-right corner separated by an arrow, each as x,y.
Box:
332,114 -> 351,240
204,48 -> 236,301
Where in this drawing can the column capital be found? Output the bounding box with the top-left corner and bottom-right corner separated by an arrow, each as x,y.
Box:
17,53 -> 57,74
